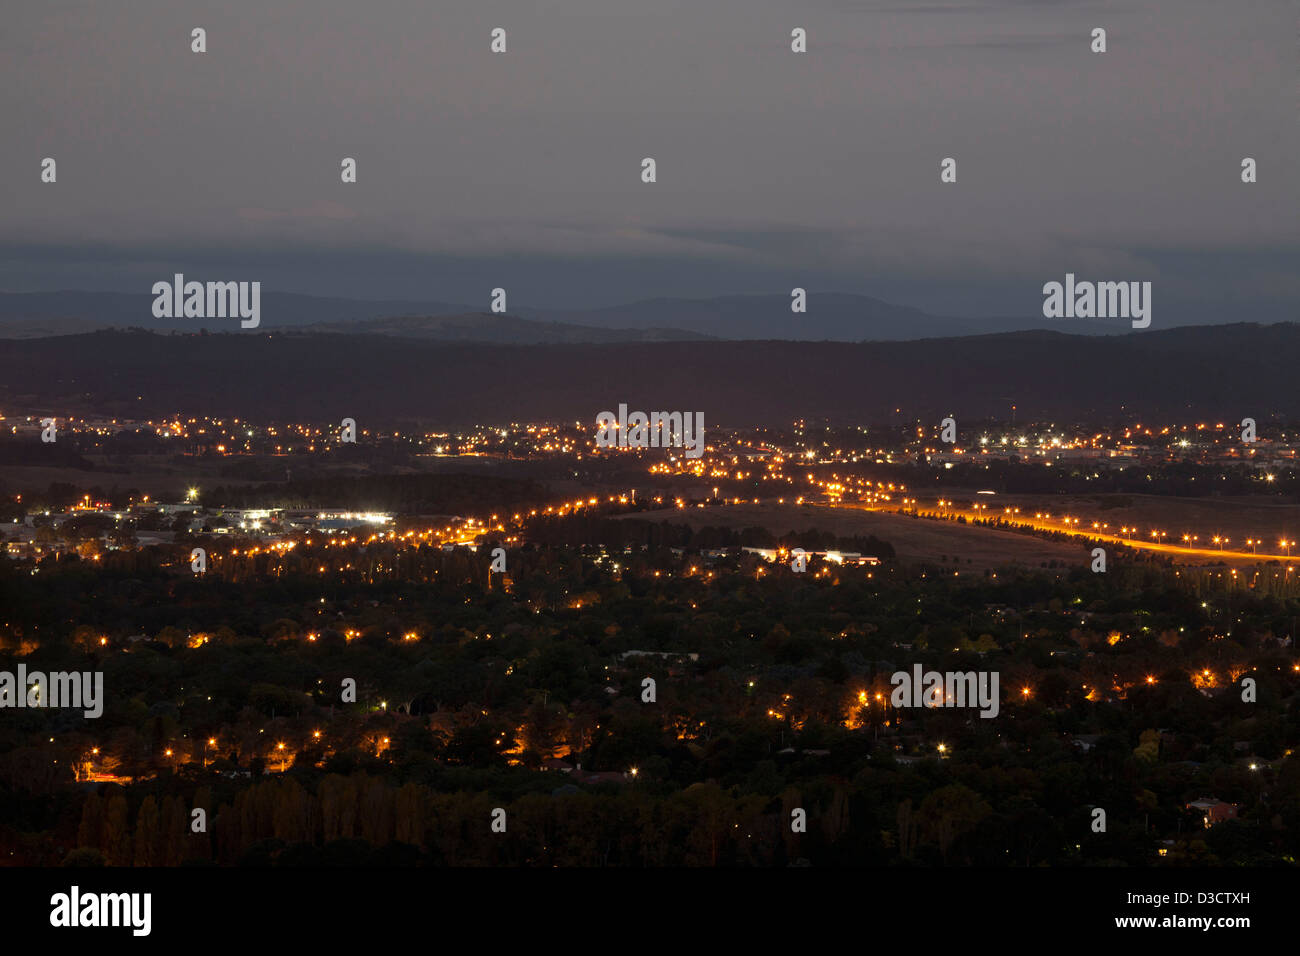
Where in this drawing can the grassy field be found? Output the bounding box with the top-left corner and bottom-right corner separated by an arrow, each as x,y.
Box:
643,501 -> 1092,571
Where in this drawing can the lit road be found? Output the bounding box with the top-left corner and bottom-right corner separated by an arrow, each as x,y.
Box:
836,499 -> 1296,566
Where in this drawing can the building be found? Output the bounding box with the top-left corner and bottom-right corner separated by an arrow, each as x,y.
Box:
1186,797 -> 1238,828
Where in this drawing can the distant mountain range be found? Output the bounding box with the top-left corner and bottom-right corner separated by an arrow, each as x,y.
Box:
517,294 -> 1132,341
0,323 -> 1290,425
298,312 -> 709,345
0,290 -> 1137,343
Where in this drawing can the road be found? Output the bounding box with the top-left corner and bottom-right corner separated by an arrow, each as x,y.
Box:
837,498 -> 1296,566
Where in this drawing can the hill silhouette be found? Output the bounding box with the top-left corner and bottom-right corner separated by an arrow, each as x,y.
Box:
0,323 -> 1290,426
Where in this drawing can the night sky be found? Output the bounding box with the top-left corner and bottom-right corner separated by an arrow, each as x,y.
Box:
2,0 -> 1295,322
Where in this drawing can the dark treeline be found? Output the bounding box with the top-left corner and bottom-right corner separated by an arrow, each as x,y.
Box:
0,436 -> 94,470
523,516 -> 897,560
893,459 -> 1297,498
206,473 -> 550,513
0,473 -> 553,515
60,762 -> 1289,868
3,325 -> 1299,422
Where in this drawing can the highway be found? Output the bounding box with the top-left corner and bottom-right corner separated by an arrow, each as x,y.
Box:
837,498 -> 1296,566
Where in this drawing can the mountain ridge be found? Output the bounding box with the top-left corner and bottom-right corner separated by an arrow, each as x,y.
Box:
0,290 -> 1140,342
0,322 -> 1289,426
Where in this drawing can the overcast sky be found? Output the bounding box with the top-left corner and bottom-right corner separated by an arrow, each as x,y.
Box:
1,0 -> 1295,321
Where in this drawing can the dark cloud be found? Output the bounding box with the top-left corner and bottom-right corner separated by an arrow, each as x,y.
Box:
0,0 -> 1294,324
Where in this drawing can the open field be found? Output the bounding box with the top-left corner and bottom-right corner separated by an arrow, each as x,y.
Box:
639,500 -> 1093,571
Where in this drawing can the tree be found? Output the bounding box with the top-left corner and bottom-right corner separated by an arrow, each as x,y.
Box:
133,795 -> 161,866
160,796 -> 187,865
917,784 -> 991,864
104,793 -> 130,865
77,791 -> 104,849
896,798 -> 917,861
1134,728 -> 1160,764
444,723 -> 514,766
62,848 -> 106,867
